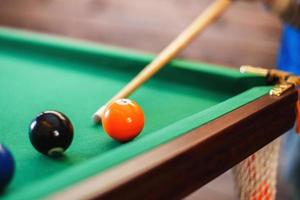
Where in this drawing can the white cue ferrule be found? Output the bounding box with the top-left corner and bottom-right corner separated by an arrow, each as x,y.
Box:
92,105 -> 106,124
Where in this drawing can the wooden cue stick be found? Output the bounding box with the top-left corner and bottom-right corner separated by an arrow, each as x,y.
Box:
93,0 -> 232,123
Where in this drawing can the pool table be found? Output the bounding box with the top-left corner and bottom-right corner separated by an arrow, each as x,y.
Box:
0,27 -> 297,200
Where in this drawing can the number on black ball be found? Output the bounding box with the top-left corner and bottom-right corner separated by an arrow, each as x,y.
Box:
29,111 -> 74,157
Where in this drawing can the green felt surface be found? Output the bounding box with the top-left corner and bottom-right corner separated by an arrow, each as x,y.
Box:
0,27 -> 271,200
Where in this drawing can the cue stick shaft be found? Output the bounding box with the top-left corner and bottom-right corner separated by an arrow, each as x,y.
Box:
93,0 -> 232,123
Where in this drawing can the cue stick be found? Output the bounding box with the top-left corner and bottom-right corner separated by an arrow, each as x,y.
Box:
93,0 -> 232,123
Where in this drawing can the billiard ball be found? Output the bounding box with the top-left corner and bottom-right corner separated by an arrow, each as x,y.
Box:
0,144 -> 15,190
29,111 -> 74,156
102,99 -> 144,142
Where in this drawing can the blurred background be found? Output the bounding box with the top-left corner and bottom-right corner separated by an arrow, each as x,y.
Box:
0,0 -> 287,199
0,0 -> 281,67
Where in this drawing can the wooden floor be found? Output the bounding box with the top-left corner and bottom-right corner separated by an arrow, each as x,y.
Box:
0,0 -> 281,68
0,0 -> 287,199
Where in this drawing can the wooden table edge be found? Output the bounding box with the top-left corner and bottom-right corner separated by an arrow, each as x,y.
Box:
49,89 -> 298,200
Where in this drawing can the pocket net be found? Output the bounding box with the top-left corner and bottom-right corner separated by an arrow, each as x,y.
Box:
232,138 -> 281,200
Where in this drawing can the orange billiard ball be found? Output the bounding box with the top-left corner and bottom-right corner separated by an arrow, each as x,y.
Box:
101,99 -> 145,142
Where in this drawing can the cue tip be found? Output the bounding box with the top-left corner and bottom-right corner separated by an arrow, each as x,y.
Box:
240,65 -> 252,73
240,65 -> 268,77
92,105 -> 106,124
92,114 -> 102,124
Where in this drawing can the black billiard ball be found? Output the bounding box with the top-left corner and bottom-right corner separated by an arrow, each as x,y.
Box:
0,144 -> 15,189
29,111 -> 74,157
